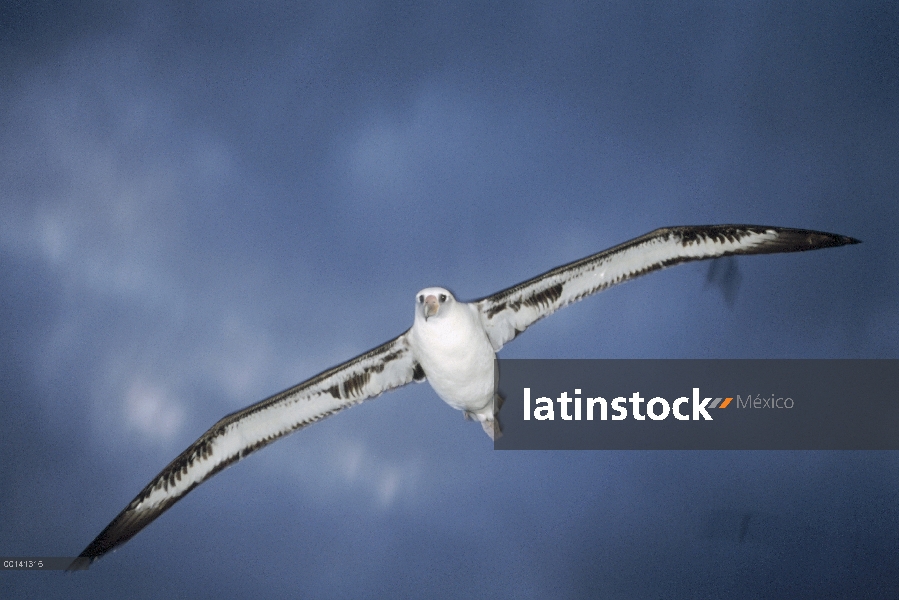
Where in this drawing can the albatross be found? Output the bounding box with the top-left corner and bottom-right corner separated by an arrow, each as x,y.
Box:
71,224 -> 858,567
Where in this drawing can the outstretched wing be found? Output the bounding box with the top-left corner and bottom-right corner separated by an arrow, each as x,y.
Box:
476,225 -> 859,351
72,331 -> 426,567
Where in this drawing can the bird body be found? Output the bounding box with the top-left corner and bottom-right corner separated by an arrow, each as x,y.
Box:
410,287 -> 498,436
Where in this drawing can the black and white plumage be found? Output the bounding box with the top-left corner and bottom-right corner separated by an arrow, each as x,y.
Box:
71,224 -> 858,567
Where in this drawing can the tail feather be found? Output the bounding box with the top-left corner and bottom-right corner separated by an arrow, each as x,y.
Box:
481,418 -> 501,440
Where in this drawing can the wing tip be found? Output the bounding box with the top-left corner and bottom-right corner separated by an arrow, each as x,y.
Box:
69,501 -> 166,570
837,234 -> 862,246
66,537 -> 111,570
64,556 -> 93,572
671,225 -> 860,253
67,532 -> 120,570
768,227 -> 861,252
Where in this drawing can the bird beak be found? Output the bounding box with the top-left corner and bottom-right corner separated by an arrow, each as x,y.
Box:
424,294 -> 439,319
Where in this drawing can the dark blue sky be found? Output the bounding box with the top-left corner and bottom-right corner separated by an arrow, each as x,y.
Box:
1,1 -> 897,597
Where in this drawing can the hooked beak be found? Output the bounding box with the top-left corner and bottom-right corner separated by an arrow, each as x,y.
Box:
424,294 -> 439,320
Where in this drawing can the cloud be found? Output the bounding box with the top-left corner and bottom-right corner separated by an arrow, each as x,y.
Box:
0,51 -> 301,451
124,377 -> 185,443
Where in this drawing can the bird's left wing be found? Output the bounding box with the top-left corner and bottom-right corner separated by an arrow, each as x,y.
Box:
71,331 -> 425,567
476,224 -> 859,351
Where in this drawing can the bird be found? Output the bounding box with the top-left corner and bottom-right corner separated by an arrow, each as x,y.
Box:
69,224 -> 858,568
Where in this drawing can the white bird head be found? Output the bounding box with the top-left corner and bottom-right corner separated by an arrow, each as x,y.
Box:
415,287 -> 455,321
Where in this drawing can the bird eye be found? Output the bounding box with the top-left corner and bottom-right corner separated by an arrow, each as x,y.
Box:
439,294 -> 447,302
418,295 -> 424,303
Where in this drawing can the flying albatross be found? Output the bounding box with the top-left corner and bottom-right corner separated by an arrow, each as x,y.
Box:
70,224 -> 858,567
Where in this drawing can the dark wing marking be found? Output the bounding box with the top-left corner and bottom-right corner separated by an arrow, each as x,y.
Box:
476,225 -> 859,351
71,331 -> 424,568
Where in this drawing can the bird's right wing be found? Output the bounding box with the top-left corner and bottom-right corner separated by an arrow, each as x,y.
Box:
476,225 -> 859,351
71,330 -> 426,567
